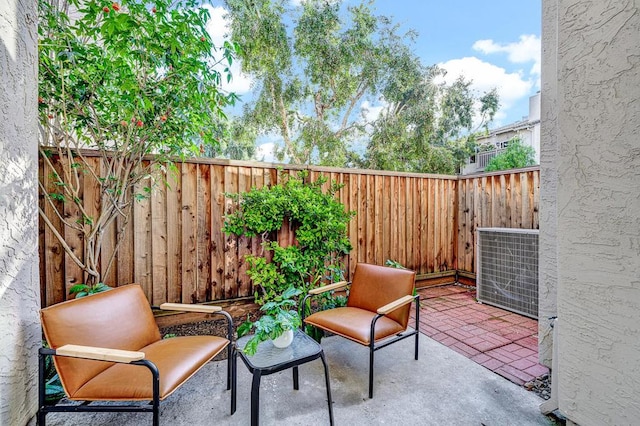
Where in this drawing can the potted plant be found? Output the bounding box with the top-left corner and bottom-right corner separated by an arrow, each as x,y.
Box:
237,286 -> 302,355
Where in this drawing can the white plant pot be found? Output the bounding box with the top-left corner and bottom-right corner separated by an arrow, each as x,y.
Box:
272,329 -> 294,348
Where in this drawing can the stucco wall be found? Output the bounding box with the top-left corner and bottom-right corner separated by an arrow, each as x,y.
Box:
542,0 -> 640,424
0,0 -> 40,425
538,0 -> 558,369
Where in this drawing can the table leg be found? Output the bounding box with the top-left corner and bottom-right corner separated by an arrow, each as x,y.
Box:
251,371 -> 262,426
231,347 -> 237,415
320,352 -> 334,426
293,366 -> 299,390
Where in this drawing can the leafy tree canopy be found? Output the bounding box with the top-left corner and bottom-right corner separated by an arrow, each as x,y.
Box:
484,137 -> 536,172
38,0 -> 238,284
224,0 -> 499,173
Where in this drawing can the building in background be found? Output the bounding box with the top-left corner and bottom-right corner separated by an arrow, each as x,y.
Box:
462,92 -> 540,175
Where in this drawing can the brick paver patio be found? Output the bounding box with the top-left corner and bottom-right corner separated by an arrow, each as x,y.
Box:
411,284 -> 549,387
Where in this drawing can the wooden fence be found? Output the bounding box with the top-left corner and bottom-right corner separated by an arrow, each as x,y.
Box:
39,152 -> 538,308
456,168 -> 540,279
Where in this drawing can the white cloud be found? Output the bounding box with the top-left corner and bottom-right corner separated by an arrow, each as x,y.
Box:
203,5 -> 253,94
437,56 -> 534,124
256,142 -> 276,163
360,100 -> 387,123
473,35 -> 541,88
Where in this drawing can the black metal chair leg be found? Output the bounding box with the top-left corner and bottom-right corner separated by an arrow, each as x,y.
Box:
231,347 -> 237,415
320,352 -> 335,426
368,345 -> 375,399
38,348 -> 48,426
415,296 -> 420,360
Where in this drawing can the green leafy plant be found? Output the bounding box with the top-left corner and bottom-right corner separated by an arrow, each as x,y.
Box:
484,137 -> 536,172
385,259 -> 406,269
237,286 -> 302,355
223,171 -> 354,305
38,0 -> 238,285
42,342 -> 65,404
68,282 -> 111,298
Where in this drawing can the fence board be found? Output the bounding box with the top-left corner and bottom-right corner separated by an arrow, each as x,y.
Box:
397,177 -> 407,269
39,151 -> 539,306
63,167 -> 84,293
181,163 -> 198,303
210,165 -> 225,301
133,177 -> 152,300
41,158 -> 65,305
196,164 -> 212,302
151,181 -> 167,305
166,167 -> 182,303
223,166 -> 239,299
237,167 -> 252,298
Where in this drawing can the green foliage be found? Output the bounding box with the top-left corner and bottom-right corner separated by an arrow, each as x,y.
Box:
38,0 -> 238,284
385,259 -> 406,269
43,341 -> 65,404
484,137 -> 536,172
237,286 -> 302,355
68,282 -> 111,298
362,73 -> 499,174
224,0 -> 499,172
223,171 -> 354,305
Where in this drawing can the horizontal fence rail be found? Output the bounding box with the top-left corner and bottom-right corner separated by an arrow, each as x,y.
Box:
39,152 -> 539,308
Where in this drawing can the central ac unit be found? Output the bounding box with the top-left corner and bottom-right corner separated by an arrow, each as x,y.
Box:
476,228 -> 539,318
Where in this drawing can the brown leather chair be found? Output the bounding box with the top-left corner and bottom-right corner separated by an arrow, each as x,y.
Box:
303,263 -> 419,398
38,284 -> 234,426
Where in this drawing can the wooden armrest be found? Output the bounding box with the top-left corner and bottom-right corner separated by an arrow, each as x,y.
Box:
377,295 -> 415,315
56,344 -> 145,363
308,281 -> 349,295
159,303 -> 222,314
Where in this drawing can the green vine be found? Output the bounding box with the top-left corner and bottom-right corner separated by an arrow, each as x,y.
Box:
223,171 -> 354,305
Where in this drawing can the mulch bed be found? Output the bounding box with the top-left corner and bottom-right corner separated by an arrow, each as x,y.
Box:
160,311 -> 261,361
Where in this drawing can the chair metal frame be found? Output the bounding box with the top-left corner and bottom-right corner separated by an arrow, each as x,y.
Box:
302,281 -> 420,398
37,297 -> 233,426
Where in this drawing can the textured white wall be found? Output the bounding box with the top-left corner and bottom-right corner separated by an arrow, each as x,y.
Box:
0,0 -> 40,425
539,0 -> 558,369
543,0 -> 640,424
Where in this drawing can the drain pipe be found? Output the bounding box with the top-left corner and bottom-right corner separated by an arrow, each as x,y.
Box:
540,317 -> 558,414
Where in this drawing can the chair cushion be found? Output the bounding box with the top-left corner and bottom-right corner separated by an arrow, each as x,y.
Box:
347,263 -> 416,328
305,307 -> 406,345
41,285 -> 162,397
70,336 -> 229,401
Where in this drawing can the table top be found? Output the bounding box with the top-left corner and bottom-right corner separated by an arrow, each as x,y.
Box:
235,329 -> 323,371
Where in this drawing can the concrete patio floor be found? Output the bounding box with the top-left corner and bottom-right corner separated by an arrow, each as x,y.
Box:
42,332 -> 559,425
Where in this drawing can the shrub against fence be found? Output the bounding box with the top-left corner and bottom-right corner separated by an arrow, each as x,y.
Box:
39,151 -> 538,307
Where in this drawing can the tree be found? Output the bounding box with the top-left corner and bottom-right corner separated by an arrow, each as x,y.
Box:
38,0 -> 239,286
225,0 -> 416,165
484,137 -> 536,172
362,63 -> 499,174
224,0 -> 499,173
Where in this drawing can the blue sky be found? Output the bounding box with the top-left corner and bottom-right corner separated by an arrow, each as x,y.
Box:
205,0 -> 541,157
373,0 -> 541,124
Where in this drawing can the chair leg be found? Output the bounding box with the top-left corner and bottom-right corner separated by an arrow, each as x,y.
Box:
415,296 -> 420,360
38,348 -> 50,426
231,347 -> 237,415
368,345 -> 375,399
320,352 -> 335,426
227,344 -> 232,391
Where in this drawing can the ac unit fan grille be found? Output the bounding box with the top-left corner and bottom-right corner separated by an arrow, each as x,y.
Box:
477,228 -> 539,318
